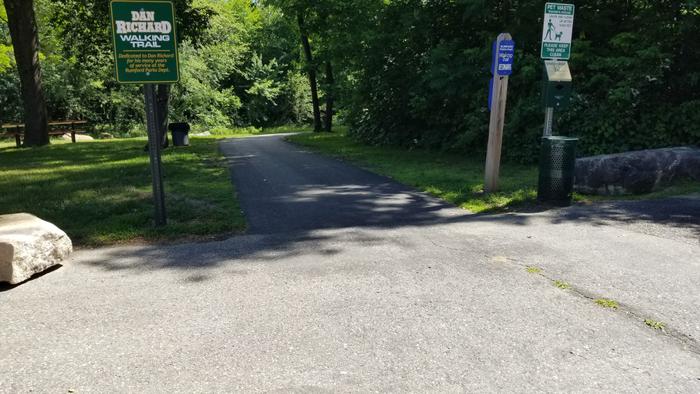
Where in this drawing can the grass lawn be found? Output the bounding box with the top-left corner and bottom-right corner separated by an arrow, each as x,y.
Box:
0,136 -> 245,247
287,132 -> 700,213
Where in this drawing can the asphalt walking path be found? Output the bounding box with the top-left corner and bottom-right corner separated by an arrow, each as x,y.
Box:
2,134 -> 699,392
220,134 -> 466,234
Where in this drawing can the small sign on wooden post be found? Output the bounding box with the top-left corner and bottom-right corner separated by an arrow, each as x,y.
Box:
484,33 -> 514,193
110,0 -> 180,226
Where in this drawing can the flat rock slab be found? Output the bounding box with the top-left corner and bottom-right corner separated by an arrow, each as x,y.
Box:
0,213 -> 72,284
575,146 -> 700,195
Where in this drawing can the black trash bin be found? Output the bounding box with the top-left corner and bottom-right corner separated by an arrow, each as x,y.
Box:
169,122 -> 190,147
537,136 -> 578,206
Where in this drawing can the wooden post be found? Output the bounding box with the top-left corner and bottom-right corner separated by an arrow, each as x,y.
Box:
15,126 -> 22,148
71,121 -> 76,143
484,33 -> 512,193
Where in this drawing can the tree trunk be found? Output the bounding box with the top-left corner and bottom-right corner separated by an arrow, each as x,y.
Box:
3,0 -> 48,147
297,13 -> 322,132
323,61 -> 334,132
156,84 -> 170,147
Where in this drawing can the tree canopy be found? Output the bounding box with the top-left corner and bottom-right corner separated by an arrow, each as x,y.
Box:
0,1 -> 11,72
1,0 -> 698,157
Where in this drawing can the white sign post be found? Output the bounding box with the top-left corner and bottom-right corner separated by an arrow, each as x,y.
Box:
541,3 -> 575,60
540,3 -> 574,138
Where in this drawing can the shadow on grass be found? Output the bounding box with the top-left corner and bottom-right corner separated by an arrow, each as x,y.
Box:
285,132 -> 699,232
5,134 -> 697,288
68,135 -> 699,283
71,192 -> 698,285
0,140 -> 149,167
285,132 -> 540,214
0,138 -> 244,246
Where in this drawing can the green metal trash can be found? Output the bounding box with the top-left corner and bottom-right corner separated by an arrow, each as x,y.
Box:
537,136 -> 578,206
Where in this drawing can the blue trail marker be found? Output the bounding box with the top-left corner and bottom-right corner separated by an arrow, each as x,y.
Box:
496,40 -> 515,76
489,39 -> 515,110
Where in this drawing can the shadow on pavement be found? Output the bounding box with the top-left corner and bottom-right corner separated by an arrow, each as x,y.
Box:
74,194 -> 699,281
0,265 -> 63,292
547,196 -> 700,239
74,135 -> 699,279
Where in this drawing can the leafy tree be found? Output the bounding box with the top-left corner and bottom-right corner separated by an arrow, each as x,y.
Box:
344,0 -> 700,161
38,0 -> 306,132
263,0 -> 383,132
296,10 -> 322,131
48,0 -> 214,139
0,0 -> 21,123
264,0 -> 326,131
0,1 -> 13,72
2,0 -> 697,157
2,0 -> 49,146
169,0 -> 306,128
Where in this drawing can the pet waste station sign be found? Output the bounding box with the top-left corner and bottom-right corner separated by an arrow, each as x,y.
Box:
110,1 -> 180,83
541,3 -> 575,60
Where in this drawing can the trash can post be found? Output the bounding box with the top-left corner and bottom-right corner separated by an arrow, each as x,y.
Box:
537,136 -> 578,206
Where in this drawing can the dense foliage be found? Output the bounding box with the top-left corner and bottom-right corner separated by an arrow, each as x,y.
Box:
0,0 -> 312,135
344,0 -> 700,161
2,0 -> 699,158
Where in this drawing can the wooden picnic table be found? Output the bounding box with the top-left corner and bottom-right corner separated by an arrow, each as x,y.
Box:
1,120 -> 89,147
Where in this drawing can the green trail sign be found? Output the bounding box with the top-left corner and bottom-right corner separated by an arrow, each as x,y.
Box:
541,3 -> 575,60
110,1 -> 180,84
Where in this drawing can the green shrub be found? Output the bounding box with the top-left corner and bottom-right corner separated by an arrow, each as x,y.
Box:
346,0 -> 700,162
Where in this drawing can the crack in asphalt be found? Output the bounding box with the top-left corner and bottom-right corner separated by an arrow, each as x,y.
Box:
422,229 -> 700,355
494,255 -> 700,356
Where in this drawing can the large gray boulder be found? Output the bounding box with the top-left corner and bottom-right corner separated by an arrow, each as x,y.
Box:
575,147 -> 700,195
61,133 -> 94,142
0,213 -> 72,284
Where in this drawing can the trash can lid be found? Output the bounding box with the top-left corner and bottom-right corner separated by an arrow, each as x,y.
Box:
168,122 -> 191,133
